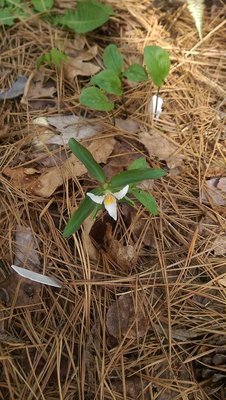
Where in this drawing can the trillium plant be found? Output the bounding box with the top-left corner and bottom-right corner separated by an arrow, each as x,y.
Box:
63,139 -> 166,238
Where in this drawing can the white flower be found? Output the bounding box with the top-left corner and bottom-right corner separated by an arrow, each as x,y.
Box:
87,185 -> 129,221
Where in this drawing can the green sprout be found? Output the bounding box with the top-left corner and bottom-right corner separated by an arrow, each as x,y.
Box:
80,44 -> 170,113
63,139 -> 166,238
36,48 -> 67,69
80,44 -> 148,112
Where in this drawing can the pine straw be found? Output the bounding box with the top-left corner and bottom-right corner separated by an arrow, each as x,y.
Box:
0,1 -> 226,399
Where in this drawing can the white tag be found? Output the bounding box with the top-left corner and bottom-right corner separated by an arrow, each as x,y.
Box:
11,265 -> 62,288
151,95 -> 163,119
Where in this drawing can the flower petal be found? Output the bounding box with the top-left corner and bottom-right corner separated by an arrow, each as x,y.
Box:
104,199 -> 117,220
87,192 -> 104,204
113,185 -> 129,200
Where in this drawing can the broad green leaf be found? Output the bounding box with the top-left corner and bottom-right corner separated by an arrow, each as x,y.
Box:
103,44 -> 123,75
123,63 -> 148,82
109,168 -> 166,188
131,188 -> 158,215
0,7 -> 14,25
53,1 -> 114,34
128,157 -> 148,170
187,0 -> 204,40
80,87 -> 114,111
31,0 -> 53,12
69,138 -> 106,183
144,45 -> 170,87
36,48 -> 67,69
90,69 -> 122,96
63,196 -> 96,238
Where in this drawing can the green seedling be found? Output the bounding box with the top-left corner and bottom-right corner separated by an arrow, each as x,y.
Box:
0,0 -> 29,26
143,45 -> 170,88
80,44 -> 170,112
36,48 -> 67,69
80,44 -> 148,112
51,0 -> 114,34
31,0 -> 53,12
63,139 -> 166,238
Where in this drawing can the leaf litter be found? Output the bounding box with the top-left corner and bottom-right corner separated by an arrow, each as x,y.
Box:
1,1 -> 226,399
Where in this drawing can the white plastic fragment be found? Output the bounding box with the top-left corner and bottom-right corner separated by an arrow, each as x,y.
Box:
11,265 -> 62,288
150,95 -> 163,119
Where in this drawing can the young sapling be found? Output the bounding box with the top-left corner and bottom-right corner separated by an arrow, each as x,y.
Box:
63,139 -> 166,238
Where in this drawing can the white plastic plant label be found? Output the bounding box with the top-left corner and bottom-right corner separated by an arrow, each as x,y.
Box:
11,265 -> 62,288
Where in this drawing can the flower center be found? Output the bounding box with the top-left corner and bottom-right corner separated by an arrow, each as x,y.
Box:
104,193 -> 116,205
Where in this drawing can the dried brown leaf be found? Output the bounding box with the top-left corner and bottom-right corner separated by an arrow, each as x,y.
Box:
106,293 -> 148,339
213,235 -> 226,256
21,71 -> 56,104
63,45 -> 100,82
201,177 -> 226,206
110,376 -> 149,399
139,130 -> 184,169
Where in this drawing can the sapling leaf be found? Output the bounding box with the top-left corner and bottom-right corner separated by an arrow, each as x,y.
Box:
131,188 -> 158,215
128,157 -> 149,170
123,64 -> 148,82
63,196 -> 96,238
144,45 -> 170,87
52,1 -> 114,34
31,0 -> 53,12
80,87 -> 114,111
69,138 -> 106,183
90,69 -> 122,96
103,44 -> 123,75
36,48 -> 67,69
0,7 -> 15,25
109,168 -> 166,188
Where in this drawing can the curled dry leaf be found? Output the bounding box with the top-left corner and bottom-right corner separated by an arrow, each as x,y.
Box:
21,71 -> 56,105
139,130 -> 184,169
33,114 -> 101,145
0,226 -> 41,306
106,293 -> 148,339
3,167 -> 41,192
3,137 -> 115,197
201,177 -> 226,206
63,45 -> 100,82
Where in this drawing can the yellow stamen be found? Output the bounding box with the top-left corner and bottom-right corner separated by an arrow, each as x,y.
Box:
104,193 -> 116,206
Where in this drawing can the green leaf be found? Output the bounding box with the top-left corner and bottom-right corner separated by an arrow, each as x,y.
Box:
187,0 -> 204,40
0,0 -> 5,6
63,196 -> 96,238
80,87 -> 114,111
109,168 -> 166,188
36,48 -> 67,69
144,45 -> 170,87
53,0 -> 114,34
128,157 -> 149,170
90,69 -> 122,96
69,138 -> 106,183
123,63 -> 148,82
31,0 -> 53,12
131,188 -> 158,215
0,7 -> 14,25
103,44 -> 123,75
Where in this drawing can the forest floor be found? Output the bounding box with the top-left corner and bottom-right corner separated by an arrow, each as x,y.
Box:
0,1 -> 226,399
